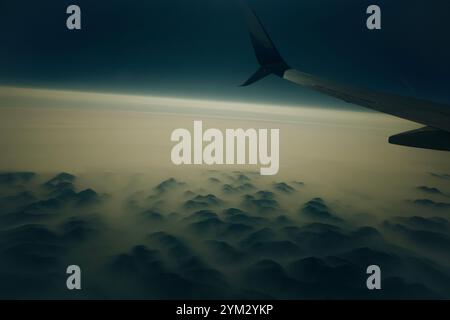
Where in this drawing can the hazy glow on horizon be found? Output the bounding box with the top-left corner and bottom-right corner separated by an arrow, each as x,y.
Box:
0,86 -> 414,128
0,85 -> 447,190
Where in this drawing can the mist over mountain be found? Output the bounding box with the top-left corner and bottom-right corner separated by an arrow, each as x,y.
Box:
1,170 -> 449,299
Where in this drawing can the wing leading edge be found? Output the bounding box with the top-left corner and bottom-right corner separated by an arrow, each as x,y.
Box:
241,5 -> 450,151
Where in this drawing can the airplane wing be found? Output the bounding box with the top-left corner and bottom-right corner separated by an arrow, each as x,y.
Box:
240,4 -> 450,151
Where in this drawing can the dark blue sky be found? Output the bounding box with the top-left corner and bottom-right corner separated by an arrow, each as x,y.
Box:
1,0 -> 450,108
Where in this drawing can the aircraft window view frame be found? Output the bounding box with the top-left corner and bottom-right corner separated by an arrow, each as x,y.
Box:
0,0 -> 449,317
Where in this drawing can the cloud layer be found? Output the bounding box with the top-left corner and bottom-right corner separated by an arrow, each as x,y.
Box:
0,170 -> 449,299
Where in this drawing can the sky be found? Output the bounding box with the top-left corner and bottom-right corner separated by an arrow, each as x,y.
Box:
1,0 -> 450,107
0,1 -> 450,299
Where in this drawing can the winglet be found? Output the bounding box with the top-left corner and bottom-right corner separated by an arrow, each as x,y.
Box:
240,67 -> 272,87
240,1 -> 290,86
